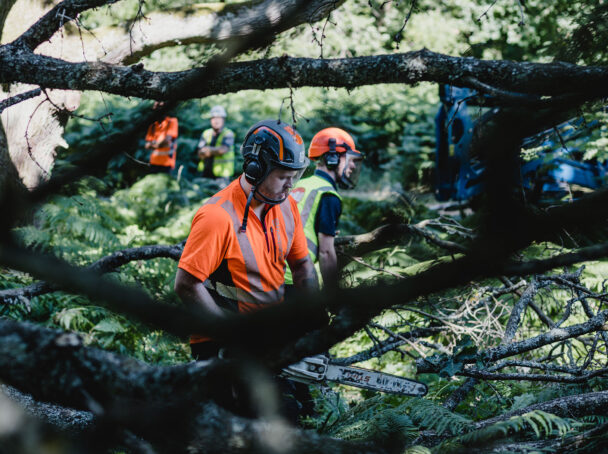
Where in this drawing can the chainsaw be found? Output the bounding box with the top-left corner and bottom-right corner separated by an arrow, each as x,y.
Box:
281,355 -> 427,397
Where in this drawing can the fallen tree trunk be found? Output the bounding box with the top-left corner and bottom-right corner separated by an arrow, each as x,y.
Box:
0,318 -> 392,454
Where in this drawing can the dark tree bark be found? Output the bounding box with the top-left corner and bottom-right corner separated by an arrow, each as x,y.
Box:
2,49 -> 608,101
0,318 -> 391,454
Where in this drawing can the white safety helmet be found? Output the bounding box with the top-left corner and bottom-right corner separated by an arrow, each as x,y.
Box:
209,105 -> 227,118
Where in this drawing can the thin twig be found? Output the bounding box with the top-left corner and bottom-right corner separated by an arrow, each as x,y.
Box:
0,88 -> 42,113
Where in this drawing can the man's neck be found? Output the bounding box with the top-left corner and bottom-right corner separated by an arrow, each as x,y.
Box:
317,167 -> 337,183
212,127 -> 223,134
239,175 -> 266,217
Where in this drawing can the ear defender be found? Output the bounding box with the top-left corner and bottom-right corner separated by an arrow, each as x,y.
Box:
243,135 -> 266,185
324,138 -> 340,169
244,160 -> 263,185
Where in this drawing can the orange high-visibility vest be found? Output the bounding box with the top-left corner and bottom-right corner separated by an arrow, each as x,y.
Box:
178,177 -> 308,344
146,116 -> 178,168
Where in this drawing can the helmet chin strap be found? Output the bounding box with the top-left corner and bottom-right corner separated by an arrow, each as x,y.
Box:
253,189 -> 287,205
239,179 -> 288,233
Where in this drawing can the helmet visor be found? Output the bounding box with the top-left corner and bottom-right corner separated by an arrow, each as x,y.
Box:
255,166 -> 307,204
340,151 -> 364,189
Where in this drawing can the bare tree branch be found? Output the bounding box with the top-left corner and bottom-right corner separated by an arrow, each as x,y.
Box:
553,422 -> 608,453
417,310 -> 608,374
443,378 -> 478,411
460,367 -> 608,383
336,224 -> 413,258
500,276 -> 555,328
335,222 -> 467,265
0,87 -> 41,113
502,280 -> 538,343
12,0 -> 121,51
502,242 -> 608,276
331,326 -> 445,365
1,49 -> 607,101
0,243 -> 183,304
102,0 -> 346,65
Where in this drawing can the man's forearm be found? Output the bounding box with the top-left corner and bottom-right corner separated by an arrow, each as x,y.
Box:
319,249 -> 338,288
209,145 -> 229,157
318,233 -> 338,288
175,269 -> 227,318
182,285 -> 225,317
289,256 -> 319,291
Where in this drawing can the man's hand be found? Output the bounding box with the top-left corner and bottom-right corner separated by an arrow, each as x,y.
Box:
287,255 -> 319,291
199,145 -> 228,158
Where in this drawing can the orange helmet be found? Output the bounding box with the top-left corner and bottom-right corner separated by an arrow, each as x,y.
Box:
309,127 -> 364,189
308,127 -> 361,159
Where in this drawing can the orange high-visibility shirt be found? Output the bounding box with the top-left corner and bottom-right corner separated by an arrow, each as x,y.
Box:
146,116 -> 178,168
178,177 -> 309,344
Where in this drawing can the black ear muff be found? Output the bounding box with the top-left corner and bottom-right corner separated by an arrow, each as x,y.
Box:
325,138 -> 340,169
243,135 -> 266,185
244,159 -> 263,185
324,153 -> 339,169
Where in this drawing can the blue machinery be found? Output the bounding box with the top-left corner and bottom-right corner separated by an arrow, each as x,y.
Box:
434,85 -> 608,202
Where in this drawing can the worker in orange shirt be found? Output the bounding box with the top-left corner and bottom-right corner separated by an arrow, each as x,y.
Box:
145,101 -> 178,173
174,119 -> 318,360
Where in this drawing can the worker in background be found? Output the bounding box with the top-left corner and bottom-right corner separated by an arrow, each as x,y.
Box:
197,105 -> 236,180
175,119 -> 318,361
285,128 -> 364,288
145,101 -> 178,173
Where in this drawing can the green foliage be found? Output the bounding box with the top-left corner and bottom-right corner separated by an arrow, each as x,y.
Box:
552,1 -> 608,65
402,398 -> 472,436
16,190 -> 121,264
404,447 -> 432,454
320,395 -> 419,447
10,1 -> 608,451
581,415 -> 608,425
433,410 -> 573,453
436,336 -> 478,379
6,174 -> 215,363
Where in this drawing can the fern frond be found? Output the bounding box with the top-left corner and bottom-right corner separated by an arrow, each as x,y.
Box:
402,398 -> 471,436
329,408 -> 418,445
433,410 -> 574,453
323,396 -> 418,445
404,445 -> 432,454
14,226 -> 52,250
581,415 -> 608,425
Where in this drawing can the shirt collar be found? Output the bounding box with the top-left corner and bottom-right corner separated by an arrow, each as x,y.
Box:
315,169 -> 338,190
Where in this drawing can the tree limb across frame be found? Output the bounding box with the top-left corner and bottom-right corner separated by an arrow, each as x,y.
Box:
1,48 -> 608,101
0,318 -> 387,454
3,229 -> 608,373
0,243 -> 183,304
0,219 -> 462,305
2,314 -> 606,454
415,309 -> 608,375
